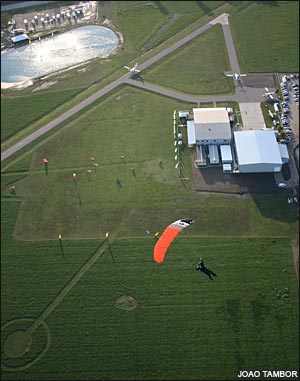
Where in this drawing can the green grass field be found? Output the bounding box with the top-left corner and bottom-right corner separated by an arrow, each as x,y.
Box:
230,1 -> 299,73
2,86 -> 295,240
1,84 -> 298,379
142,24 -> 233,95
1,1 -> 299,380
1,201 -> 299,380
1,89 -> 82,143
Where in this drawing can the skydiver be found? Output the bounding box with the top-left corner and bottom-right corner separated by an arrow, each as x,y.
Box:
195,258 -> 217,280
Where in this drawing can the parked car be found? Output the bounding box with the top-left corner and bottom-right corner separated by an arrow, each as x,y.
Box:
278,182 -> 287,187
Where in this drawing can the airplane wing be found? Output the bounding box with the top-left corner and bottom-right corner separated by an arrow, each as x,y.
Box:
240,74 -> 247,77
226,74 -> 233,77
124,66 -> 130,70
135,69 -> 141,73
265,87 -> 270,92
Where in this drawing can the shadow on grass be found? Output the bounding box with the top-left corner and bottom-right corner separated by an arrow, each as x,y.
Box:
251,194 -> 297,224
131,73 -> 144,84
59,239 -> 65,260
195,1 -> 214,16
193,166 -> 297,223
154,1 -> 169,15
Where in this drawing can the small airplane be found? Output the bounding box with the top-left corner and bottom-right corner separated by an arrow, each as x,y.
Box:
225,73 -> 247,81
124,63 -> 141,75
263,87 -> 278,100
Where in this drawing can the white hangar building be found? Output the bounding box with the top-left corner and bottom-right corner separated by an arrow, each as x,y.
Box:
234,130 -> 284,173
187,107 -> 231,147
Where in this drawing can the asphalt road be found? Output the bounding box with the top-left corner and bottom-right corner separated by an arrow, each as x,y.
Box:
125,78 -> 270,104
0,12 -> 274,162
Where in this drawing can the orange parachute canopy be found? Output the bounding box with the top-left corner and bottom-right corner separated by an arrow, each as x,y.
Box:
154,219 -> 194,263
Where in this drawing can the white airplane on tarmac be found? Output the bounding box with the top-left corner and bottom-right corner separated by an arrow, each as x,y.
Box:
124,63 -> 141,75
264,87 -> 277,100
225,73 -> 247,81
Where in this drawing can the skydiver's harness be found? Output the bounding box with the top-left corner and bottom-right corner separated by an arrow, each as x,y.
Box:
195,261 -> 215,277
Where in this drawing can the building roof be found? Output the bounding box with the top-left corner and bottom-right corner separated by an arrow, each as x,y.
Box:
193,107 -> 229,124
187,120 -> 196,145
11,34 -> 29,43
234,130 -> 282,166
192,107 -> 231,141
220,145 -> 232,162
208,145 -> 219,164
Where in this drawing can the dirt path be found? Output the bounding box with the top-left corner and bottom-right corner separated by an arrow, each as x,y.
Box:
27,240 -> 108,334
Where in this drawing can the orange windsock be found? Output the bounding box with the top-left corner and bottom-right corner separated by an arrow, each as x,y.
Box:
154,219 -> 194,263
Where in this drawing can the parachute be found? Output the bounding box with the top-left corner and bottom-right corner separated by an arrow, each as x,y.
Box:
154,219 -> 194,263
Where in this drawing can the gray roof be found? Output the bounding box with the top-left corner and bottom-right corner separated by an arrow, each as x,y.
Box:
195,122 -> 231,141
234,130 -> 282,165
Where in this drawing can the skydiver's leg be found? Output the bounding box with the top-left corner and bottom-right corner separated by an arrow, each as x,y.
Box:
204,268 -> 213,280
210,270 -> 217,277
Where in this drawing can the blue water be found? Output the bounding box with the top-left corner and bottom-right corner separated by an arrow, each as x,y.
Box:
1,25 -> 119,83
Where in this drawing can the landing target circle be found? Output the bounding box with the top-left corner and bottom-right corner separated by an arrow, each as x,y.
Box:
1,318 -> 51,371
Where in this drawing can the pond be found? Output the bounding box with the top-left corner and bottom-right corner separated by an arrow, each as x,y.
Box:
1,25 -> 119,85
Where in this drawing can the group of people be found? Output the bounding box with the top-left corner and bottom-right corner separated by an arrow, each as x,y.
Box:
195,258 -> 217,280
